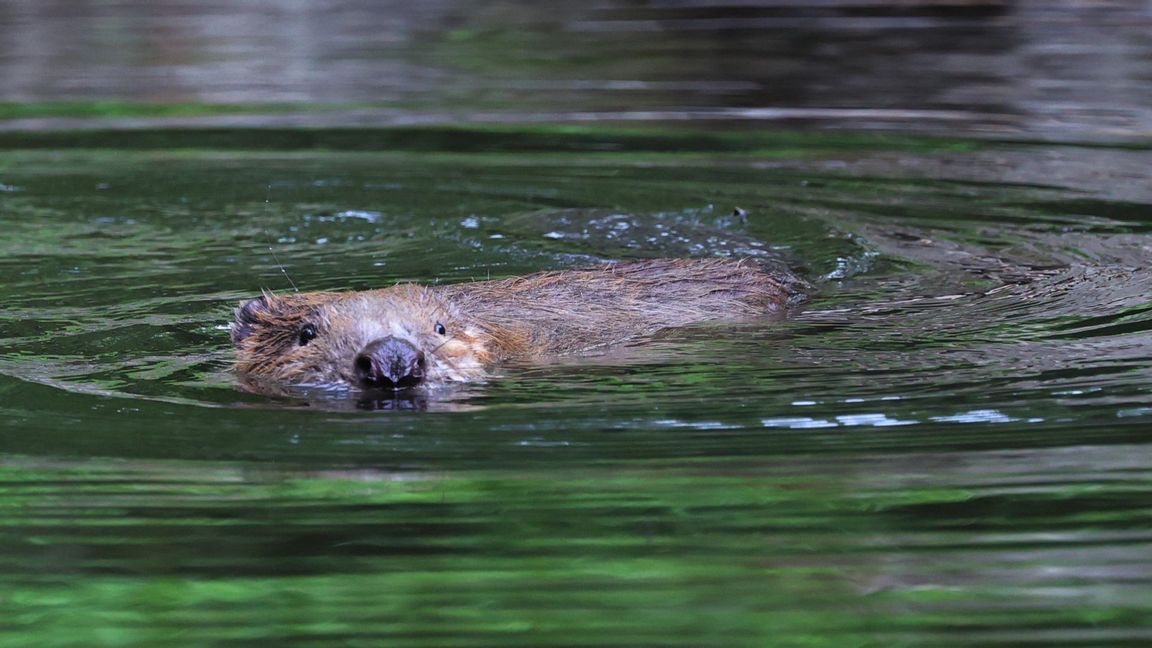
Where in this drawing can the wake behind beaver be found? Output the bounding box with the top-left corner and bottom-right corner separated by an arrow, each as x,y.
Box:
231,258 -> 810,393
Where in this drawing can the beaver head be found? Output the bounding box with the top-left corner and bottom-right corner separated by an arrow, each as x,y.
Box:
231,285 -> 494,390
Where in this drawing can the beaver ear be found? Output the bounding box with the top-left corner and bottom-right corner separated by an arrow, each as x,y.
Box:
232,295 -> 275,346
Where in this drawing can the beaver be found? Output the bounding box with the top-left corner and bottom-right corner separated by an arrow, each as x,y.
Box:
232,258 -> 808,391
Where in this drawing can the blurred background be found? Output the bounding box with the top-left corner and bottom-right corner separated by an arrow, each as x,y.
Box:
2,0 -> 1150,141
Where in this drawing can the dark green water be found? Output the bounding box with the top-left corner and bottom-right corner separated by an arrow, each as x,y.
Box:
2,132 -> 1151,645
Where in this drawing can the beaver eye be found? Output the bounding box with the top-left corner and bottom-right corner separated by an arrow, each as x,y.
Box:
434,321 -> 447,336
298,323 -> 318,346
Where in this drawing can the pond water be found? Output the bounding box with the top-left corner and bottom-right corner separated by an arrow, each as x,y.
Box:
5,0 -> 1152,140
1,130 -> 1150,644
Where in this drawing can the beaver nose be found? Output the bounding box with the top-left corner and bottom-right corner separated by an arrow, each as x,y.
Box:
353,336 -> 426,389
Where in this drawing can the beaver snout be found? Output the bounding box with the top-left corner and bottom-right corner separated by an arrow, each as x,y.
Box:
354,337 -> 426,390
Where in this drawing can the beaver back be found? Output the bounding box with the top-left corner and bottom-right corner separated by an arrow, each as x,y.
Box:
437,258 -> 808,356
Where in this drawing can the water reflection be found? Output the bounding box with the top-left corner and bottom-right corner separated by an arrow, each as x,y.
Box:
0,441 -> 1147,644
3,1 -> 1152,139
1,131 -> 1151,644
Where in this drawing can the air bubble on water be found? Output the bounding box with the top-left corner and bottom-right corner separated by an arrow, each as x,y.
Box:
335,210 -> 382,222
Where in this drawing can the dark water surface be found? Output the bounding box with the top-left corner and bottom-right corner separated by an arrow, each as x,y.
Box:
1,133 -> 1151,645
4,0 -> 1152,140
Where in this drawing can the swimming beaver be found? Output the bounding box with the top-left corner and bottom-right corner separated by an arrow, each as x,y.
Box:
232,258 -> 808,391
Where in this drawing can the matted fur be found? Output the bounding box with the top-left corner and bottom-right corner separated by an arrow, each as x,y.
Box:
232,258 -> 808,389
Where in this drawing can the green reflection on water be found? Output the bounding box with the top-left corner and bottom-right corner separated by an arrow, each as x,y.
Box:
0,451 -> 1146,646
1,132 -> 1151,646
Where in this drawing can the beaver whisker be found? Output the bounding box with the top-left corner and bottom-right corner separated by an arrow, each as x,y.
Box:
429,335 -> 456,356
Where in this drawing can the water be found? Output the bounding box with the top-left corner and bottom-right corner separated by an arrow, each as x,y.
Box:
1,135 -> 1150,645
4,1 -> 1152,140
3,0 -> 1152,644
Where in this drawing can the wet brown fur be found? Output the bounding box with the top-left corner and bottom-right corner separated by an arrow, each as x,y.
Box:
232,258 -> 808,389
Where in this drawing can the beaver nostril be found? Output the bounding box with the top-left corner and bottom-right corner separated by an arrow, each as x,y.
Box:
354,355 -> 374,374
354,337 -> 425,390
